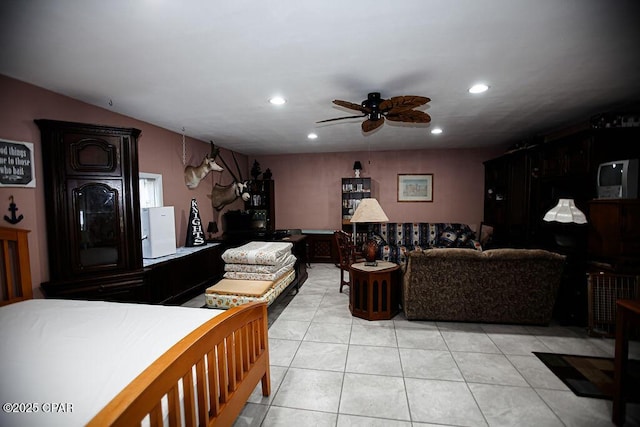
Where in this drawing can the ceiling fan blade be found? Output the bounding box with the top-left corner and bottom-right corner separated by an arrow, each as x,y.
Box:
386,110 -> 432,123
362,117 -> 385,133
380,96 -> 430,113
333,99 -> 370,113
316,114 -> 366,123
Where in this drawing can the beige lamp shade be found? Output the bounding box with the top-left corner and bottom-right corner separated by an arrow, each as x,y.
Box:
350,198 -> 389,223
543,199 -> 587,224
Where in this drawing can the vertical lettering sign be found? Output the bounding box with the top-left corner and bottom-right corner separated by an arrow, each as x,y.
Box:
185,198 -> 206,247
0,139 -> 36,187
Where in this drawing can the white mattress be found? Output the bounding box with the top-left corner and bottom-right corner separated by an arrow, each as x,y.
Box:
0,299 -> 224,427
223,259 -> 295,281
206,269 -> 295,309
221,241 -> 293,265
224,253 -> 296,273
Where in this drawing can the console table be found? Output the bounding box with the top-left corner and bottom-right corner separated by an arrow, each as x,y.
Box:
349,261 -> 400,320
42,243 -> 224,305
143,243 -> 224,304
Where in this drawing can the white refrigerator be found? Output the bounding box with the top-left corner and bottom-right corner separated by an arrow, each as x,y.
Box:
141,206 -> 177,258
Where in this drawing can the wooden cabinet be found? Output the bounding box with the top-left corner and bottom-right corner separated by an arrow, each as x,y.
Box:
305,231 -> 337,263
36,119 -> 144,299
539,135 -> 591,178
588,199 -> 640,270
484,126 -> 640,249
144,244 -> 224,305
483,156 -> 508,228
483,149 -> 535,247
483,122 -> 640,326
246,179 -> 275,231
36,119 -> 228,305
349,261 -> 401,321
286,234 -> 309,289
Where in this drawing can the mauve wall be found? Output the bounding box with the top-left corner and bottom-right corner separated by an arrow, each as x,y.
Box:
1,74 -> 506,297
254,148 -> 504,231
0,75 -> 247,296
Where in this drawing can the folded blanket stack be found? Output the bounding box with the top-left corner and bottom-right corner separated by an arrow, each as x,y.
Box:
221,241 -> 296,281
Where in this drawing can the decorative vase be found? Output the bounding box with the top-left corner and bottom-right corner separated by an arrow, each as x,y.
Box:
365,239 -> 378,266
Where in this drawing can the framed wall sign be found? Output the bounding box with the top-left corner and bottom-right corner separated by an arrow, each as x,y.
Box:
0,139 -> 36,188
397,174 -> 433,202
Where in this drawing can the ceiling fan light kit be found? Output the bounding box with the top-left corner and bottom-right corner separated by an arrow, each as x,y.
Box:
317,92 -> 431,133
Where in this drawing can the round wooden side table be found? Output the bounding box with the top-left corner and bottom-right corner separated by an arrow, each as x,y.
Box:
349,261 -> 401,320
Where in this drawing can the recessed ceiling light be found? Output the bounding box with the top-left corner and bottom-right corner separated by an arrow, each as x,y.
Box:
307,133 -> 318,140
431,128 -> 443,134
269,96 -> 286,105
469,84 -> 489,94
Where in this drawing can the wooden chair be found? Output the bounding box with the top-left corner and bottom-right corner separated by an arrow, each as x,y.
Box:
333,230 -> 363,293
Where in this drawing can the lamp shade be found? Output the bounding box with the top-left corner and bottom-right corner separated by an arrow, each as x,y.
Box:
353,161 -> 362,171
543,199 -> 587,224
350,198 -> 389,223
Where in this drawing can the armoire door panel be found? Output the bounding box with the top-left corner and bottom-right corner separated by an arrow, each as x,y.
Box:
64,134 -> 122,176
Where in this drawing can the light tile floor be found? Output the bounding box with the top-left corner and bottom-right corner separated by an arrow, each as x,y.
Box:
183,264 -> 640,427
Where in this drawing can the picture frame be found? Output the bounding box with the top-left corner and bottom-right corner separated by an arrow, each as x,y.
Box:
397,174 -> 433,202
0,139 -> 36,188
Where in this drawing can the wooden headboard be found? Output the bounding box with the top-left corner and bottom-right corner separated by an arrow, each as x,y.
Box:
0,227 -> 32,306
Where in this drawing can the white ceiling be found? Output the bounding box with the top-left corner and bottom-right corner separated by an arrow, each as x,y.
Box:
1,1 -> 639,155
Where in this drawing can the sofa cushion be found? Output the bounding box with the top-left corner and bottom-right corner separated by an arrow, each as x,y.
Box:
483,248 -> 563,260
438,229 -> 458,247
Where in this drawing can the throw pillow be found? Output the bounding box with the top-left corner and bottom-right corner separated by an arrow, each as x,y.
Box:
439,230 -> 458,247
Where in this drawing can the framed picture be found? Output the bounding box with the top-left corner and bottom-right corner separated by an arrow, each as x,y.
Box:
397,174 -> 433,202
0,139 -> 36,188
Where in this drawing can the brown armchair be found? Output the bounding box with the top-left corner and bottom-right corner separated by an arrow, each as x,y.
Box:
333,230 -> 364,293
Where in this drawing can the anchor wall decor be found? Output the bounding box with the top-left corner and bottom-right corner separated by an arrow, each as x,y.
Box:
4,195 -> 24,224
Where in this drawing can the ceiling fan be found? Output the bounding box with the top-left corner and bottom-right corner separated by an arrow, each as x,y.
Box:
317,92 -> 431,132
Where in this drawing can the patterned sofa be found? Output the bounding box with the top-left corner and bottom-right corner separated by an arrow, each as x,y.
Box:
402,248 -> 566,325
370,222 -> 481,264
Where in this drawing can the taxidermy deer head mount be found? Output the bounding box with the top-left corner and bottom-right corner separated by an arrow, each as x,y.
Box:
184,142 -> 224,189
207,145 -> 250,212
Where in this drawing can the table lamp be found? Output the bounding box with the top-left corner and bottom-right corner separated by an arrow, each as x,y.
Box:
350,198 -> 389,266
543,198 -> 587,247
353,161 -> 362,178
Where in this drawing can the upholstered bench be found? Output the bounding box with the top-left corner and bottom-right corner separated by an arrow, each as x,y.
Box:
205,269 -> 295,309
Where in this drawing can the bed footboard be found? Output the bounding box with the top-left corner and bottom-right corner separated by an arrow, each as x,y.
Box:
87,301 -> 270,427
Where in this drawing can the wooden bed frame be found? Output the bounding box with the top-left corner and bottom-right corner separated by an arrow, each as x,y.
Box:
86,301 -> 270,427
0,227 -> 33,306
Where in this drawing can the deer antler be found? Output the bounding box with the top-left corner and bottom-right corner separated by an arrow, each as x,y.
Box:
232,151 -> 244,182
216,151 -> 240,184
209,144 -> 246,186
209,141 -> 220,159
